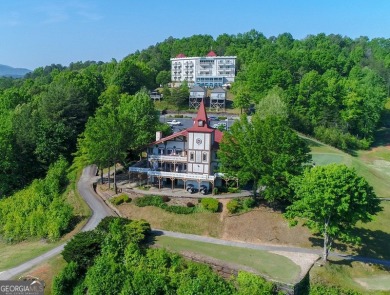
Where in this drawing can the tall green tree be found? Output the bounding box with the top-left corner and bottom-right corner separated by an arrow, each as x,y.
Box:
111,58 -> 156,94
156,70 -> 171,86
285,164 -> 381,261
218,114 -> 311,202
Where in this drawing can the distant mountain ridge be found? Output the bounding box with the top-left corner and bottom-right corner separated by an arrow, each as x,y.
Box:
0,64 -> 31,78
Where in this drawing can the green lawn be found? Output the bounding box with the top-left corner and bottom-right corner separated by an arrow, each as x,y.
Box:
306,136 -> 390,199
354,275 -> 390,291
311,153 -> 346,166
0,240 -> 63,271
310,259 -> 390,294
155,235 -> 301,284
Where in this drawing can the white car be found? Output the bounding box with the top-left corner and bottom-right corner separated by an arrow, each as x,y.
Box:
167,119 -> 182,126
212,122 -> 227,129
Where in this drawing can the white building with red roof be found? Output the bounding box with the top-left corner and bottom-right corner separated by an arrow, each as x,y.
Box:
129,99 -> 224,193
171,51 -> 236,88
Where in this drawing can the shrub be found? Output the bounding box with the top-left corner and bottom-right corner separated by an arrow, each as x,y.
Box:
314,126 -> 371,151
227,197 -> 255,214
243,197 -> 255,209
161,195 -> 171,202
62,231 -> 104,271
135,195 -> 165,207
235,271 -> 276,295
201,198 -> 219,212
187,202 -> 195,207
111,194 -> 131,205
227,199 -> 240,214
218,116 -> 227,120
165,205 -> 195,214
212,187 -> 219,195
52,261 -> 81,295
227,187 -> 241,193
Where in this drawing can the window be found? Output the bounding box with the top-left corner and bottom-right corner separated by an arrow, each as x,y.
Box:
198,120 -> 204,127
202,152 -> 208,162
190,152 -> 194,161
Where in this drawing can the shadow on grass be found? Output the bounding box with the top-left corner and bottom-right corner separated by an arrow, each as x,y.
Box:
372,127 -> 390,147
308,236 -> 348,252
309,228 -> 390,261
350,227 -> 390,260
144,230 -> 161,247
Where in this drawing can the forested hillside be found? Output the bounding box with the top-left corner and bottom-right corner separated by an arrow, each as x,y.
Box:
1,30 -> 389,199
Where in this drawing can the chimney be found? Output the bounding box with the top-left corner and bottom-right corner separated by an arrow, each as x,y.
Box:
156,131 -> 162,141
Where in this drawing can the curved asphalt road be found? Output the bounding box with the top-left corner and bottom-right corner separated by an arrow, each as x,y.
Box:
1,165 -> 389,280
0,165 -> 115,280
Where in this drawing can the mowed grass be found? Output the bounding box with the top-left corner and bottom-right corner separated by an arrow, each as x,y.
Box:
310,259 -> 390,294
355,275 -> 390,291
155,235 -> 300,284
0,240 -> 63,271
306,136 -> 390,199
120,203 -> 223,237
353,201 -> 390,260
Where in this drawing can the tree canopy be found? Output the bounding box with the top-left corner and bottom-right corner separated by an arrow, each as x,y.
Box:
218,113 -> 311,203
285,164 -> 381,261
53,217 -> 277,295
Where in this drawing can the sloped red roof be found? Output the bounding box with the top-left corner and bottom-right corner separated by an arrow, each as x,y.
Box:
176,53 -> 186,58
152,129 -> 188,145
207,51 -> 217,57
214,130 -> 223,143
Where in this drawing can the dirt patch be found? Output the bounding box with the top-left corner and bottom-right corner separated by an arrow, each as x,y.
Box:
117,191 -> 315,248
221,206 -> 314,248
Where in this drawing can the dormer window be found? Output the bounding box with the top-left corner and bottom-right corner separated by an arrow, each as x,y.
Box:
198,120 -> 204,127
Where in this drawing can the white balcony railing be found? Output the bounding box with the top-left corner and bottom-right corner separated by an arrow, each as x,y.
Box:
149,155 -> 187,162
129,167 -> 216,181
148,171 -> 215,181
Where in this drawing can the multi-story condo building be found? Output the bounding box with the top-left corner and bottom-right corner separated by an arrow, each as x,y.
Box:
171,51 -> 236,88
129,99 -> 224,193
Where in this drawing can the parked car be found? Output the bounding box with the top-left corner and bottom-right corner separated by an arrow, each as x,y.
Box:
199,185 -> 208,195
167,119 -> 182,126
186,184 -> 195,193
208,116 -> 218,121
212,122 -> 227,129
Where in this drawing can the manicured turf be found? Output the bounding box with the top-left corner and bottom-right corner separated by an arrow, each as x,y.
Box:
0,240 -> 63,271
155,235 -> 301,283
311,153 -> 346,166
355,275 -> 390,291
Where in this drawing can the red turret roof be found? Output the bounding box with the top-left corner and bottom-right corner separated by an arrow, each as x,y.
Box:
207,51 -> 217,57
176,53 -> 186,58
151,99 -> 223,147
187,99 -> 214,133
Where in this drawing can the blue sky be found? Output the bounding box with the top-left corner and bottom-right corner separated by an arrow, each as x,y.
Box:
1,0 -> 389,70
